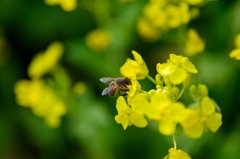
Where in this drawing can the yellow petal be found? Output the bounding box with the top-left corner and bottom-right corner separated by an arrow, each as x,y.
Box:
169,67 -> 187,84
131,93 -> 150,114
115,114 -> 129,130
169,54 -> 187,64
120,59 -> 139,78
180,109 -> 199,128
130,113 -> 148,128
182,60 -> 198,74
168,148 -> 191,159
158,117 -> 175,135
183,122 -> 204,139
201,96 -> 215,116
132,50 -> 143,64
157,63 -> 176,76
171,102 -> 186,122
116,96 -> 131,114
206,112 -> 222,132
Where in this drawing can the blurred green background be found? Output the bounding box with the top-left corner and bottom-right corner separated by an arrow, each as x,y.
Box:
1,0 -> 240,159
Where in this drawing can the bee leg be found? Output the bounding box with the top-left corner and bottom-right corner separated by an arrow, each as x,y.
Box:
119,89 -> 128,96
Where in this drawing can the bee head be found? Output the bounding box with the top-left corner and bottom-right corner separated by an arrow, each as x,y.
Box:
124,77 -> 132,85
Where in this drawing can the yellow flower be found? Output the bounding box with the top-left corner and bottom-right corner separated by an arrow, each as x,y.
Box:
164,148 -> 191,159
126,77 -> 141,105
165,2 -> 190,28
14,79 -> 67,128
137,17 -> 160,42
44,0 -> 77,12
28,41 -> 64,79
115,96 -> 148,129
186,0 -> 203,5
120,50 -> 149,79
149,91 -> 186,135
165,4 -> 182,28
85,29 -> 111,51
185,28 -> 205,56
229,48 -> 240,60
180,96 -> 222,138
234,33 -> 240,48
157,54 -> 198,85
143,3 -> 167,28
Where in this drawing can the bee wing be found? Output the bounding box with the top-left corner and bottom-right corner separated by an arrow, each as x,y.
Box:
101,87 -> 109,96
100,77 -> 116,84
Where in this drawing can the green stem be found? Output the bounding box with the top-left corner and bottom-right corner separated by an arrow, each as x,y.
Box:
147,75 -> 157,85
172,133 -> 177,149
175,87 -> 185,101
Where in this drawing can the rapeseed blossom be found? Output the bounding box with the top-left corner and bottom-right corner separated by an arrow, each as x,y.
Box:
28,41 -> 64,79
14,41 -> 68,128
111,51 -> 222,158
14,80 -> 67,128
115,96 -> 148,129
120,50 -> 149,79
157,54 -> 198,84
44,0 -> 77,12
185,28 -> 205,56
164,148 -> 191,159
180,96 -> 222,138
137,0 -> 205,42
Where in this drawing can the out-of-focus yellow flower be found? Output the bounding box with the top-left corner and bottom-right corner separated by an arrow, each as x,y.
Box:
164,148 -> 191,159
14,79 -> 67,128
115,96 -> 148,129
229,48 -> 240,60
186,0 -> 203,5
165,4 -> 182,28
180,96 -> 222,138
85,29 -> 111,52
165,2 -> 190,28
143,3 -> 167,29
73,81 -> 87,95
120,50 -> 149,79
28,41 -> 64,79
234,33 -> 240,48
230,33 -> 240,60
44,0 -> 77,12
137,17 -> 160,42
157,54 -> 198,85
185,28 -> 205,56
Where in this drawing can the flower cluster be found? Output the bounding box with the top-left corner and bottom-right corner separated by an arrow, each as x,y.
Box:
14,42 -> 67,128
114,51 -> 222,158
229,33 -> 240,60
137,0 -> 204,42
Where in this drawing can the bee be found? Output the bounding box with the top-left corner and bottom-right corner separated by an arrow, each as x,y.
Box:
100,77 -> 132,97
